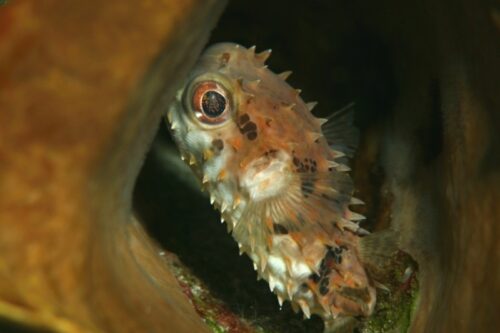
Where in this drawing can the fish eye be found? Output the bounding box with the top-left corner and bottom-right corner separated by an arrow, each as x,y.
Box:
191,81 -> 231,125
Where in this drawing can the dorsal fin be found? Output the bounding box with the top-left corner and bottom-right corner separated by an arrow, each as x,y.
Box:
321,103 -> 359,158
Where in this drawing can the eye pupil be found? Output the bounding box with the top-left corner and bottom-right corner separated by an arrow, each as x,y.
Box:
201,91 -> 226,118
189,80 -> 231,125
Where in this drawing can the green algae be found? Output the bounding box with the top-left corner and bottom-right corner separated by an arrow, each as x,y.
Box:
360,252 -> 419,333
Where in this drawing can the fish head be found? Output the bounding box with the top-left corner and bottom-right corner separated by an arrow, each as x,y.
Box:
168,43 -> 325,207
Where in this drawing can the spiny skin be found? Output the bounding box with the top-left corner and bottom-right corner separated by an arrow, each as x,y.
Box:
166,43 -> 375,326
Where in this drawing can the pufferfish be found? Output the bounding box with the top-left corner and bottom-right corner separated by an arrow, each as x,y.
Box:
166,43 -> 376,330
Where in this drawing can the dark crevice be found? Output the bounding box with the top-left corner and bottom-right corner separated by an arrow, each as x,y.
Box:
0,318 -> 53,333
419,78 -> 444,164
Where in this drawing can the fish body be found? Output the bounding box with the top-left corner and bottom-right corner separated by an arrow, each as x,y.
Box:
166,43 -> 375,326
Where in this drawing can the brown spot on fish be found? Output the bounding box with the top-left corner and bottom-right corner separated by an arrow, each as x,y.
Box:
325,245 -> 344,265
236,113 -> 258,140
294,157 -> 317,173
264,149 -> 278,158
212,139 -> 224,152
273,223 -> 289,235
220,52 -> 230,66
311,160 -> 317,172
238,113 -> 250,125
241,122 -> 257,134
319,246 -> 344,278
319,278 -> 329,295
247,131 -> 257,141
309,273 -> 321,283
238,116 -> 258,141
334,246 -> 346,265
